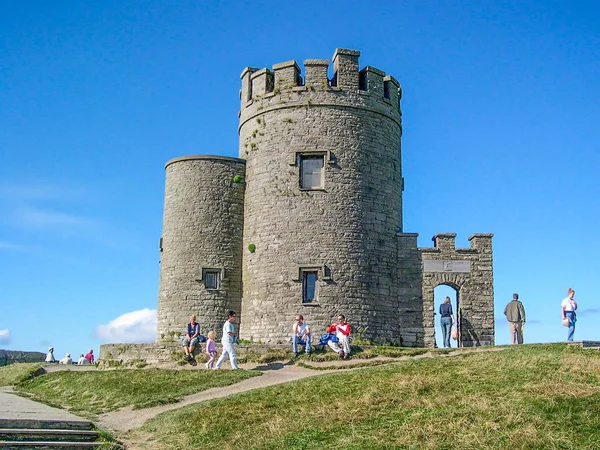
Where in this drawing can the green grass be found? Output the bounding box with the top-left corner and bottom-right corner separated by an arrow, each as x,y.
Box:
0,363 -> 42,386
16,368 -> 260,417
138,344 -> 600,449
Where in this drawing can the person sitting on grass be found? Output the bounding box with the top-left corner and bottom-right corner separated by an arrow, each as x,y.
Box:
182,314 -> 200,361
292,315 -> 312,358
85,349 -> 95,364
45,347 -> 56,363
59,353 -> 72,364
327,314 -> 351,359
77,354 -> 89,365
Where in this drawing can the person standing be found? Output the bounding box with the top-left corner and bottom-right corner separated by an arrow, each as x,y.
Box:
561,288 -> 578,342
439,296 -> 455,348
504,293 -> 526,344
214,311 -> 239,370
292,315 -> 312,358
204,330 -> 217,369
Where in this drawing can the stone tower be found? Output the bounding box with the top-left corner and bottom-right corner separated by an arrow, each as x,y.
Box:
153,48 -> 495,348
157,156 -> 245,340
238,49 -> 404,344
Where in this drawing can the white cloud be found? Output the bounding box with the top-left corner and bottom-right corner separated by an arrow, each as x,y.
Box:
0,329 -> 10,345
94,309 -> 157,344
13,206 -> 96,229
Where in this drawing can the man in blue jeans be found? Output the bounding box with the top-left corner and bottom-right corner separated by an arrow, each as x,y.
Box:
292,315 -> 312,358
439,296 -> 455,348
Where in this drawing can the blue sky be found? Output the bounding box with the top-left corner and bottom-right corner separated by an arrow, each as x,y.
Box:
1,0 -> 598,356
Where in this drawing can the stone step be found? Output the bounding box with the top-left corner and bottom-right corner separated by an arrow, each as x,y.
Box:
0,441 -> 103,448
0,420 -> 92,431
0,428 -> 98,442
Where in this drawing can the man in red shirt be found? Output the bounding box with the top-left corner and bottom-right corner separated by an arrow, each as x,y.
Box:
327,315 -> 351,359
85,349 -> 94,364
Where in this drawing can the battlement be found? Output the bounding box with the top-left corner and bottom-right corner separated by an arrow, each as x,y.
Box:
420,233 -> 494,253
239,48 -> 401,113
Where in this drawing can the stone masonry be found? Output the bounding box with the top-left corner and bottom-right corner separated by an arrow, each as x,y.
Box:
153,48 -> 495,348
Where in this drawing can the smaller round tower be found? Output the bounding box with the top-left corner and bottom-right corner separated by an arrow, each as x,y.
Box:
157,155 -> 246,341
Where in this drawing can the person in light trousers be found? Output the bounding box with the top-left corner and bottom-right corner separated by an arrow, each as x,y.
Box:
214,310 -> 239,370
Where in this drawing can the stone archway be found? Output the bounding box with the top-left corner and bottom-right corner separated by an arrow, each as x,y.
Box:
420,233 -> 495,348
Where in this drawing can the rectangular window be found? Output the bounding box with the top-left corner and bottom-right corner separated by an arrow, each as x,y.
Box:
302,270 -> 318,303
203,269 -> 220,289
300,155 -> 324,189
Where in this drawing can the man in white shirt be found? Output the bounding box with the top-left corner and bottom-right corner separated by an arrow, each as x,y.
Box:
214,310 -> 239,370
45,347 -> 56,363
561,288 -> 578,341
292,315 -> 312,358
59,353 -> 72,365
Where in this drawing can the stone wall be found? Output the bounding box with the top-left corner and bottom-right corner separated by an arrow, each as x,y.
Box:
238,48 -> 405,344
99,342 -> 294,365
157,156 -> 246,341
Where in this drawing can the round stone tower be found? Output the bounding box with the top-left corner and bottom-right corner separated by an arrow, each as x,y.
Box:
238,48 -> 404,344
157,155 -> 246,341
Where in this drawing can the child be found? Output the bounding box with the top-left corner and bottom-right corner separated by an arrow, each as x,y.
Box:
205,330 -> 217,369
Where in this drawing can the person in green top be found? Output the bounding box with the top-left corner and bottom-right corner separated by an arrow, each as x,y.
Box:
504,293 -> 526,344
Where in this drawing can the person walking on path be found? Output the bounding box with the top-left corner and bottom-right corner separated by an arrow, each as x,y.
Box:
504,293 -> 526,344
327,315 -> 351,359
439,296 -> 455,348
292,315 -> 312,358
562,287 -> 578,341
182,315 -> 200,361
215,311 -> 239,370
204,330 -> 217,369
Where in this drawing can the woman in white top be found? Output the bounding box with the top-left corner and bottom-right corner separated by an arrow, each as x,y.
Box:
561,287 -> 578,342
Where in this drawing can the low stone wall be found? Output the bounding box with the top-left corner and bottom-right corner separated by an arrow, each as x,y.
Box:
99,342 -> 294,365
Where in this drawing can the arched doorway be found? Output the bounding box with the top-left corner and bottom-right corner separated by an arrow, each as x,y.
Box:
434,284 -> 459,348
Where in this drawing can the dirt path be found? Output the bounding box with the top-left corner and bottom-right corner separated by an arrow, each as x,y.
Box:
98,347 -> 504,435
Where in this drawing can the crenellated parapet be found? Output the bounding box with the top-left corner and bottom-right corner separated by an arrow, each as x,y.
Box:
239,48 -> 402,132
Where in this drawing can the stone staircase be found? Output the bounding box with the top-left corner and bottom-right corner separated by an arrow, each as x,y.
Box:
0,418 -> 102,449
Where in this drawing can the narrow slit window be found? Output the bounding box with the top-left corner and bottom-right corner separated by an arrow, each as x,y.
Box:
203,269 -> 220,289
302,270 -> 318,303
300,155 -> 324,189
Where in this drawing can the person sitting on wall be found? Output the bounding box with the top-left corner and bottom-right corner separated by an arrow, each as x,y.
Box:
59,353 -> 72,364
77,354 -> 89,365
45,347 -> 56,363
327,314 -> 351,359
85,349 -> 94,364
292,315 -> 312,358
182,314 -> 201,361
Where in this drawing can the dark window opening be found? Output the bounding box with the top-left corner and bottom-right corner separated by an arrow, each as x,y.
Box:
203,269 -> 220,289
302,271 -> 318,303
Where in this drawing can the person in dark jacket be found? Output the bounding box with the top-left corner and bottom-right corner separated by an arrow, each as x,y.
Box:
504,293 -> 526,344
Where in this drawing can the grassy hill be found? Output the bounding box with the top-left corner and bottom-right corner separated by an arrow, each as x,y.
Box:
134,344 -> 600,449
2,344 -> 599,449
